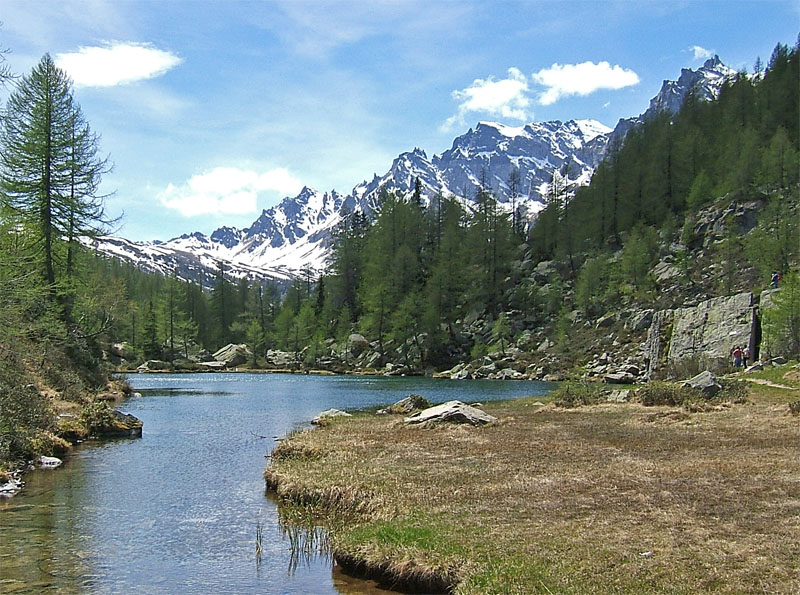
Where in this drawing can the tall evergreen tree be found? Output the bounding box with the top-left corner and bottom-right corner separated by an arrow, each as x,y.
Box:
0,54 -> 111,293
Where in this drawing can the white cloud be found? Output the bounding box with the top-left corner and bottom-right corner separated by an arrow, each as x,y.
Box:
55,41 -> 182,87
532,61 -> 640,105
158,167 -> 303,217
690,45 -> 714,61
443,67 -> 531,130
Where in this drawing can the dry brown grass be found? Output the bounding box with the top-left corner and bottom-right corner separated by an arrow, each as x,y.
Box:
266,380 -> 800,594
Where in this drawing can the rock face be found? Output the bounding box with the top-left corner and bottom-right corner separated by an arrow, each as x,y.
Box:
213,343 -> 252,367
404,400 -> 497,426
667,292 -> 756,373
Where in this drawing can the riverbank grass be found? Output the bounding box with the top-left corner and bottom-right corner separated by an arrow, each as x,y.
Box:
266,367 -> 800,593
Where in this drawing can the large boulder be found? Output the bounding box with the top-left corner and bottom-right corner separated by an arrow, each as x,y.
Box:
377,394 -> 431,415
137,359 -> 170,372
213,343 -> 252,367
348,334 -> 370,357
682,370 -> 722,398
667,292 -> 756,373
86,404 -> 143,438
404,400 -> 497,426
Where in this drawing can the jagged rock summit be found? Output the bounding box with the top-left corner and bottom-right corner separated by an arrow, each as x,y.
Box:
91,58 -> 736,285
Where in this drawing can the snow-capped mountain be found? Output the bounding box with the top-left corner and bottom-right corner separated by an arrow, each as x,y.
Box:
92,57 -> 735,286
611,55 -> 737,142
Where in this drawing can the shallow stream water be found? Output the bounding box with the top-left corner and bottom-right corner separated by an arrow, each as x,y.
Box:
0,373 -> 554,593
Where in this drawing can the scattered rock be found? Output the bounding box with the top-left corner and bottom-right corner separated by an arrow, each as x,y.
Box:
606,389 -> 631,402
404,400 -> 497,426
596,313 -> 618,328
377,394 -> 432,415
137,359 -> 170,372
682,370 -> 722,398
197,360 -> 227,370
604,372 -> 636,384
0,477 -> 23,499
37,456 -> 62,469
625,309 -> 655,332
348,334 -> 370,357
312,409 -> 352,425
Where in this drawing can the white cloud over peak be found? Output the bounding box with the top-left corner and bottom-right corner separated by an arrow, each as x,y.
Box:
158,167 -> 303,217
442,67 -> 531,130
55,41 -> 182,87
690,45 -> 715,60
532,61 -> 640,105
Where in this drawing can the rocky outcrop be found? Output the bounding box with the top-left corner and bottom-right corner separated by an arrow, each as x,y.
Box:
667,292 -> 756,373
404,400 -> 497,426
213,343 -> 252,367
643,310 -> 673,379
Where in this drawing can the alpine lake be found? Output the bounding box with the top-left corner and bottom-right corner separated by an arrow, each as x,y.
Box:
0,372 -> 555,594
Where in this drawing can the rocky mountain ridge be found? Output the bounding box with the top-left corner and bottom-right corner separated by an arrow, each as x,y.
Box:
91,56 -> 736,287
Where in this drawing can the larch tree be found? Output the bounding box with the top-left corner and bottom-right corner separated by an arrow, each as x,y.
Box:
0,54 -> 112,294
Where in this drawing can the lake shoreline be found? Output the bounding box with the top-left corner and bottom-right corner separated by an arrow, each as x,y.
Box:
264,368 -> 800,593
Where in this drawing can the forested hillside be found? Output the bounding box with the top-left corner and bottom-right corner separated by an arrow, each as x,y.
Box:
2,42 -> 798,467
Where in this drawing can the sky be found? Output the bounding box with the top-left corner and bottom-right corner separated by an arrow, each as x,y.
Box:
0,0 -> 797,242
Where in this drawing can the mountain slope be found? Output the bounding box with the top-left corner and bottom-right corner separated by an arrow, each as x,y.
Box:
92,58 -> 735,285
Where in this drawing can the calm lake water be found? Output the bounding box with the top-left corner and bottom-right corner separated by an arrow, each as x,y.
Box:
0,373 -> 554,594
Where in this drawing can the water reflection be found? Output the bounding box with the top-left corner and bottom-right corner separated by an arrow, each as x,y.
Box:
1,373 -> 553,593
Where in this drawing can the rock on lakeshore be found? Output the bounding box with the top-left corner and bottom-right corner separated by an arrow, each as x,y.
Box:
312,409 -> 352,425
90,408 -> 144,438
213,343 -> 252,367
377,394 -> 432,415
404,400 -> 497,426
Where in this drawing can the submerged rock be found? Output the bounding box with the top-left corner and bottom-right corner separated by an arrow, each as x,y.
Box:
404,400 -> 497,426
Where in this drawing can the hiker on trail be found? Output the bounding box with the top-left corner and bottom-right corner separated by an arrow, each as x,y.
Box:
771,272 -> 781,288
732,345 -> 743,368
743,346 -> 751,367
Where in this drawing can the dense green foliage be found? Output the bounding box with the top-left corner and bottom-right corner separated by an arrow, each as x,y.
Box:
1,42 -> 798,466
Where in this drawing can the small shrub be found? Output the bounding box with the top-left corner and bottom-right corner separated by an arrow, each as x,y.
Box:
553,381 -> 603,408
470,342 -> 489,360
638,381 -> 699,407
718,380 -> 749,404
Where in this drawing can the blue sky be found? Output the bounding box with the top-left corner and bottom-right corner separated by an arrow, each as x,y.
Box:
1,0 -> 797,241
